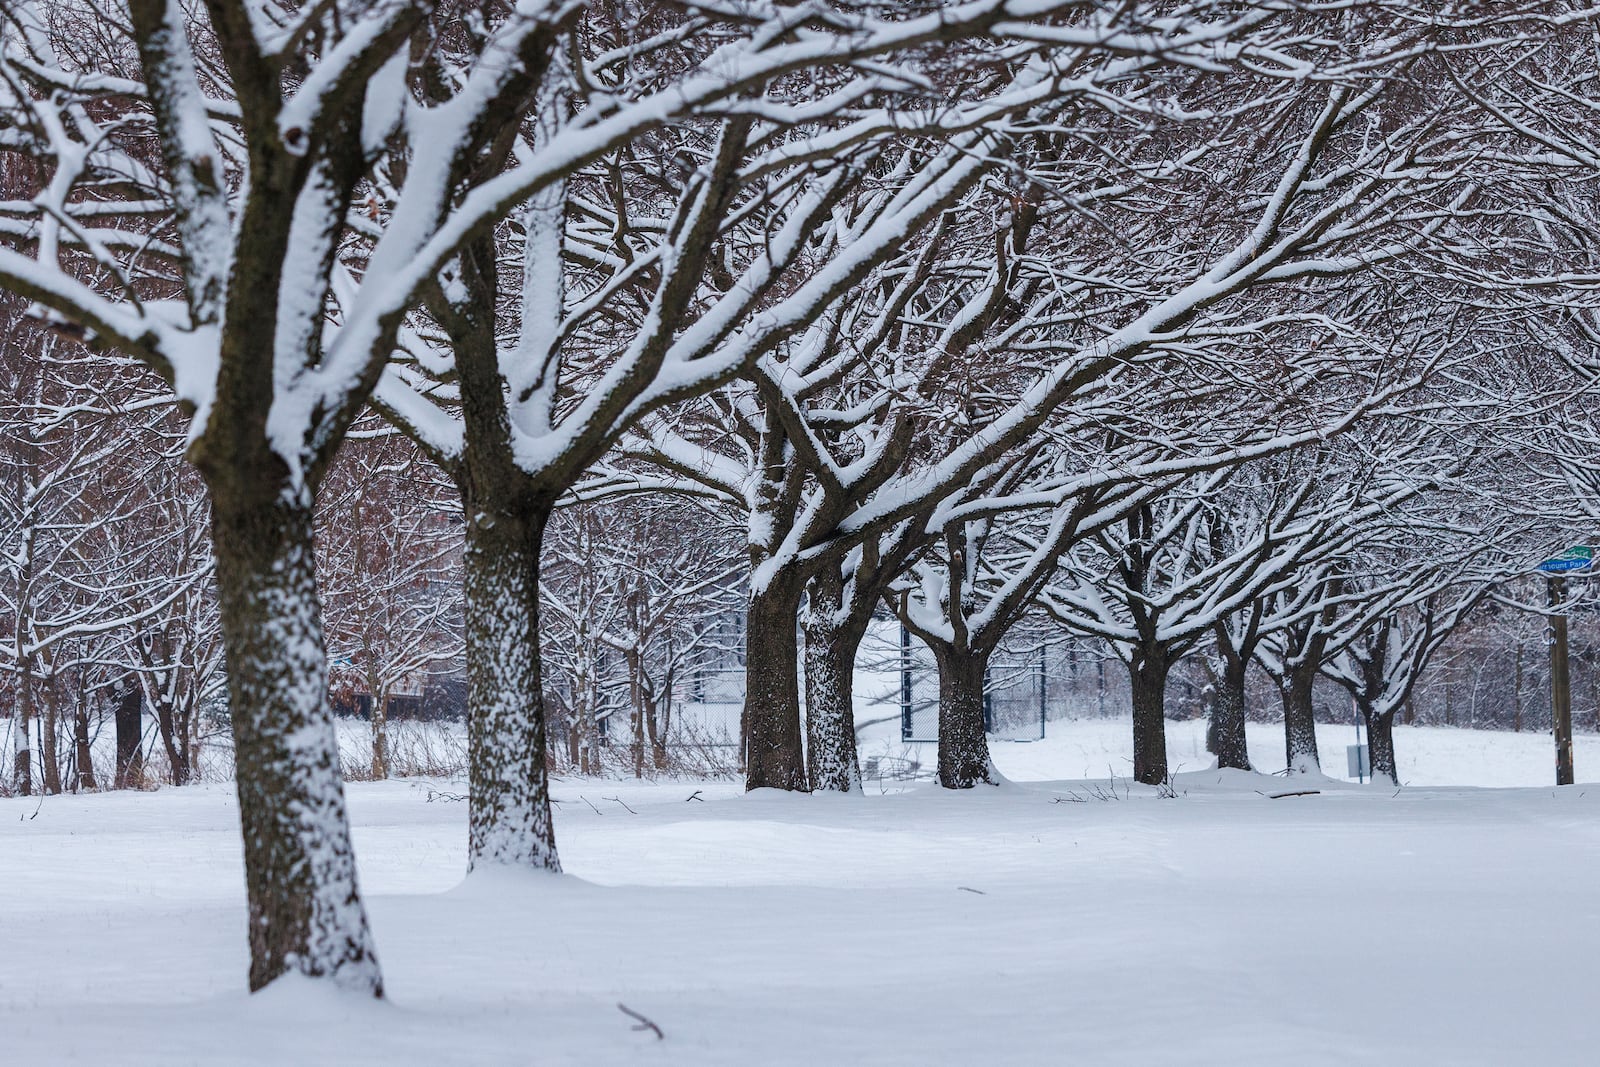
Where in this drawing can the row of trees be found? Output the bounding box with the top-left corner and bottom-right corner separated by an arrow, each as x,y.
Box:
5,0 -> 1600,998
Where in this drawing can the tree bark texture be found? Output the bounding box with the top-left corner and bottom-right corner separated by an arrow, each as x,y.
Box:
211,490 -> 382,995
1130,648 -> 1171,785
154,694 -> 191,786
463,503 -> 560,870
1364,708 -> 1398,786
743,572 -> 808,791
803,574 -> 868,793
1281,663 -> 1321,775
11,662 -> 30,796
934,644 -> 994,789
371,694 -> 390,781
74,701 -> 95,791
39,676 -> 61,795
115,678 -> 144,789
1210,653 -> 1251,771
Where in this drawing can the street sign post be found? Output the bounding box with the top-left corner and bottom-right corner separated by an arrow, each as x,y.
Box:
1536,547 -> 1590,786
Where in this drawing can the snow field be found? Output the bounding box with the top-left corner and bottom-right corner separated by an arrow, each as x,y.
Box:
5,736 -> 1600,1065
969,717 -> 1600,789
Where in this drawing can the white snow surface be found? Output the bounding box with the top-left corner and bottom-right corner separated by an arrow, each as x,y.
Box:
6,722 -> 1600,1065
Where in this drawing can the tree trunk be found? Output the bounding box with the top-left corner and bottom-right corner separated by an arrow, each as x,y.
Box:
1365,707 -> 1398,786
371,693 -> 390,780
1210,652 -> 1251,772
646,689 -> 670,770
803,572 -> 868,793
114,678 -> 144,789
74,700 -> 95,791
933,644 -> 994,789
39,674 -> 61,795
211,490 -> 382,994
154,694 -> 190,786
626,649 -> 646,780
631,703 -> 645,779
11,667 -> 30,795
1130,648 -> 1171,785
1281,663 -> 1321,775
463,502 -> 560,871
1512,643 -> 1523,733
742,571 -> 808,791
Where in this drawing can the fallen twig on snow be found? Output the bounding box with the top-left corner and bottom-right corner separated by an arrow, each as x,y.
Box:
1267,790 -> 1321,799
603,795 -> 638,814
618,1003 -> 664,1040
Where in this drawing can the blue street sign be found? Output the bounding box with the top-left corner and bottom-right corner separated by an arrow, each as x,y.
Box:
1539,546 -> 1594,573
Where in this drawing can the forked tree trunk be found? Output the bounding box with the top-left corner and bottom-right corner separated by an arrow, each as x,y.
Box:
1211,653 -> 1251,772
211,490 -> 382,994
1130,648 -> 1171,785
1364,707 -> 1398,786
803,572 -> 868,793
743,571 -> 808,791
463,502 -> 560,871
1281,662 -> 1321,775
114,679 -> 144,789
933,644 -> 994,789
154,693 -> 190,786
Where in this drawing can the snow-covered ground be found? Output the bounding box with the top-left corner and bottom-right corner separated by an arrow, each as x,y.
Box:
968,717 -> 1600,788
5,721 -> 1600,1065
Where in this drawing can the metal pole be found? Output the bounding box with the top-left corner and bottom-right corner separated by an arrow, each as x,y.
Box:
1550,575 -> 1576,786
1038,644 -> 1047,740
900,624 -> 913,741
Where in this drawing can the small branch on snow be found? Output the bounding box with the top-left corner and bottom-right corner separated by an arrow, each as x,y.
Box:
686,790 -> 703,802
603,795 -> 638,814
425,790 -> 467,803
617,1002 -> 664,1040
956,886 -> 987,895
579,795 -> 604,816
1265,790 -> 1321,799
